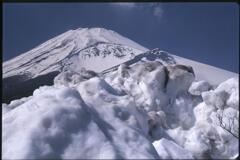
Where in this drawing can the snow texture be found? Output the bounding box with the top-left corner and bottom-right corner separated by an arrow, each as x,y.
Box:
3,59 -> 239,159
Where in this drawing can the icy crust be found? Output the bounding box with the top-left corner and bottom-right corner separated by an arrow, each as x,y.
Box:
2,60 -> 239,159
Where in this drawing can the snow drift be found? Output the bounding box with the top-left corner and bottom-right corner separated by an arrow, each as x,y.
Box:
2,58 -> 239,159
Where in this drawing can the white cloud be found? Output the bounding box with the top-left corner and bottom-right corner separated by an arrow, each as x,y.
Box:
110,2 -> 137,9
153,6 -> 163,19
109,2 -> 163,19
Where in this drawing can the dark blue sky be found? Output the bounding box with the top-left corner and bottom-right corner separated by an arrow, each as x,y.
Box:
3,3 -> 239,73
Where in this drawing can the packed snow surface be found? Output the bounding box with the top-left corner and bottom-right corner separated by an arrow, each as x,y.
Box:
2,58 -> 239,159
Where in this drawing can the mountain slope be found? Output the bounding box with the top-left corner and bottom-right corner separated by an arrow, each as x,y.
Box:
172,54 -> 238,85
3,27 -> 237,83
3,27 -> 147,79
2,28 -> 148,103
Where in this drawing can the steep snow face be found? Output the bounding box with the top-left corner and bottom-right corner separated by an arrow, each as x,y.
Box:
3,27 -> 147,79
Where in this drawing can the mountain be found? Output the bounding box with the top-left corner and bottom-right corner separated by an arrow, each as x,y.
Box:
2,27 -> 239,159
2,28 -> 147,103
2,27 -> 237,104
3,27 -> 147,79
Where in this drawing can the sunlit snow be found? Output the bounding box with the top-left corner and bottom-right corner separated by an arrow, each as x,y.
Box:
2,27 -> 239,159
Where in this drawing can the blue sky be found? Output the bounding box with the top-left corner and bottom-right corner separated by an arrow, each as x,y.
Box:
3,3 -> 239,73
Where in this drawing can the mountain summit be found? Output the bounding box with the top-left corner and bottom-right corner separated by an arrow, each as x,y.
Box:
3,27 -> 148,79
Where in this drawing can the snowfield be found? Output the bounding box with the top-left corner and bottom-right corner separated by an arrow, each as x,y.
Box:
2,27 -> 239,159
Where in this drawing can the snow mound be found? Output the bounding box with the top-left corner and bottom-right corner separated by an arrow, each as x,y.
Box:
183,77 -> 239,159
2,85 -> 159,159
189,80 -> 211,96
202,77 -> 239,110
2,59 -> 239,159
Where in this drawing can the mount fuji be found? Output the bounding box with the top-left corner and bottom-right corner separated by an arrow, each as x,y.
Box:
2,27 -> 239,159
2,27 -> 237,103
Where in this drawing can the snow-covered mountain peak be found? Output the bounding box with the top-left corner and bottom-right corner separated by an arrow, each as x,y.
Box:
2,27 -> 238,104
3,27 -> 148,79
70,27 -> 148,51
56,27 -> 148,52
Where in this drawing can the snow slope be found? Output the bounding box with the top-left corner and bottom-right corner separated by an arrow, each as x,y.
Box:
3,27 -> 147,79
101,49 -> 238,85
2,27 -> 148,103
171,53 -> 238,85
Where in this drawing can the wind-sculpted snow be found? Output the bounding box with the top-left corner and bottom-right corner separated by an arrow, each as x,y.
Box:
3,58 -> 238,159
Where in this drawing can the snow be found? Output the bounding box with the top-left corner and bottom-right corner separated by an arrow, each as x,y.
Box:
3,57 -> 238,159
189,80 -> 211,96
166,65 -> 195,98
3,27 -> 237,87
3,27 -> 146,79
172,53 -> 238,85
2,27 -> 239,159
153,138 -> 194,159
2,85 -> 159,159
183,77 -> 239,159
202,77 -> 239,110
